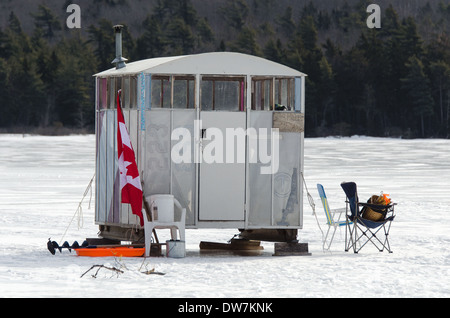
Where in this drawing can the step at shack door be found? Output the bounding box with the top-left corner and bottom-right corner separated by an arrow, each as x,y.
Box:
199,112 -> 246,221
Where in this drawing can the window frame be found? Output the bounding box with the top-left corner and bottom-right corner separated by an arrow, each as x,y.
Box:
251,76 -> 296,111
200,76 -> 246,112
151,75 -> 196,109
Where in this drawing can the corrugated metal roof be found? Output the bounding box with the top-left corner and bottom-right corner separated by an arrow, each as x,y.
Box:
94,52 -> 306,77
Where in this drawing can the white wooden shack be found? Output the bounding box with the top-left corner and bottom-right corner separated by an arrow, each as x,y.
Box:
94,30 -> 307,243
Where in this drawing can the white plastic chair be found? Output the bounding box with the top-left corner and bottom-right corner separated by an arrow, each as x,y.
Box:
317,184 -> 349,251
143,194 -> 186,257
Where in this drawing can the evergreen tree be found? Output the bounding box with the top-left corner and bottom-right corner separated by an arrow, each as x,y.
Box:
429,60 -> 450,135
1,12 -> 45,128
356,30 -> 392,135
219,0 -> 249,31
276,7 -> 296,38
54,33 -> 97,129
9,56 -> 46,127
176,0 -> 198,26
137,0 -> 214,57
33,27 -> 60,127
197,17 -> 215,44
230,26 -> 262,56
0,57 -> 11,127
401,56 -> 435,137
1,12 -> 31,59
88,19 -> 115,71
264,38 -> 284,64
136,15 -> 166,59
167,18 -> 195,55
31,5 -> 62,41
316,55 -> 336,132
333,46 -> 369,135
293,15 -> 326,134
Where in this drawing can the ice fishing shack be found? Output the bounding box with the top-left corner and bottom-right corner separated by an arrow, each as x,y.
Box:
93,26 -> 307,247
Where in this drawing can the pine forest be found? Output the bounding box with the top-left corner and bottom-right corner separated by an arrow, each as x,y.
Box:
0,0 -> 449,138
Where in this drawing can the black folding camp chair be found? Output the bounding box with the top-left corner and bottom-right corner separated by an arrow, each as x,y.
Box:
341,182 -> 396,253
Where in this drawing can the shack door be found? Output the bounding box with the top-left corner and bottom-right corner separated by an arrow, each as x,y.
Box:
199,77 -> 247,222
199,112 -> 246,221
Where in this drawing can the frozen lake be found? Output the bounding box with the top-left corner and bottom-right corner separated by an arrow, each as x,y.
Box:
0,134 -> 449,298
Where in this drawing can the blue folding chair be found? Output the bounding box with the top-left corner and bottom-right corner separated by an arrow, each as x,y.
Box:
341,182 -> 396,253
317,184 -> 351,251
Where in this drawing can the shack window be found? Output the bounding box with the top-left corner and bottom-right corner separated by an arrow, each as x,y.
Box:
251,77 -> 296,111
201,77 -> 245,111
118,76 -> 138,109
275,78 -> 295,110
107,77 -> 114,109
123,77 -> 130,109
151,75 -> 195,109
251,78 -> 272,111
97,78 -> 107,110
173,76 -> 195,109
107,77 -> 122,109
151,76 -> 171,108
129,76 -> 137,109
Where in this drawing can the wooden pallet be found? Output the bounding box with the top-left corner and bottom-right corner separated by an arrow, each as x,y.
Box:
200,239 -> 263,251
199,239 -> 264,256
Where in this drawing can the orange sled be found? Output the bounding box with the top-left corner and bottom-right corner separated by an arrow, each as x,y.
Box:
74,246 -> 145,257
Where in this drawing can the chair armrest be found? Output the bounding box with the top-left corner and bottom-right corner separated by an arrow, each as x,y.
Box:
181,208 -> 186,224
174,198 -> 187,223
331,208 -> 346,222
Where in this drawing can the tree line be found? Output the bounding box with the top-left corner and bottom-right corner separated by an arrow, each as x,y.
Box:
0,0 -> 449,138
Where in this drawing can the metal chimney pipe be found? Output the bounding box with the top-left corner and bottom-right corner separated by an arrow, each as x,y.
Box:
112,25 -> 128,69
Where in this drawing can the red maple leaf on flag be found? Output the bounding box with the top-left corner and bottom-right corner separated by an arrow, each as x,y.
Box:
117,90 -> 144,226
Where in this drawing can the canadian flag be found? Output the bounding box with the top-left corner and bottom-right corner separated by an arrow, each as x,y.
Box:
117,90 -> 144,226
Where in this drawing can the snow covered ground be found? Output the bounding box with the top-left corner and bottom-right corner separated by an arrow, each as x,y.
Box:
0,134 -> 449,298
